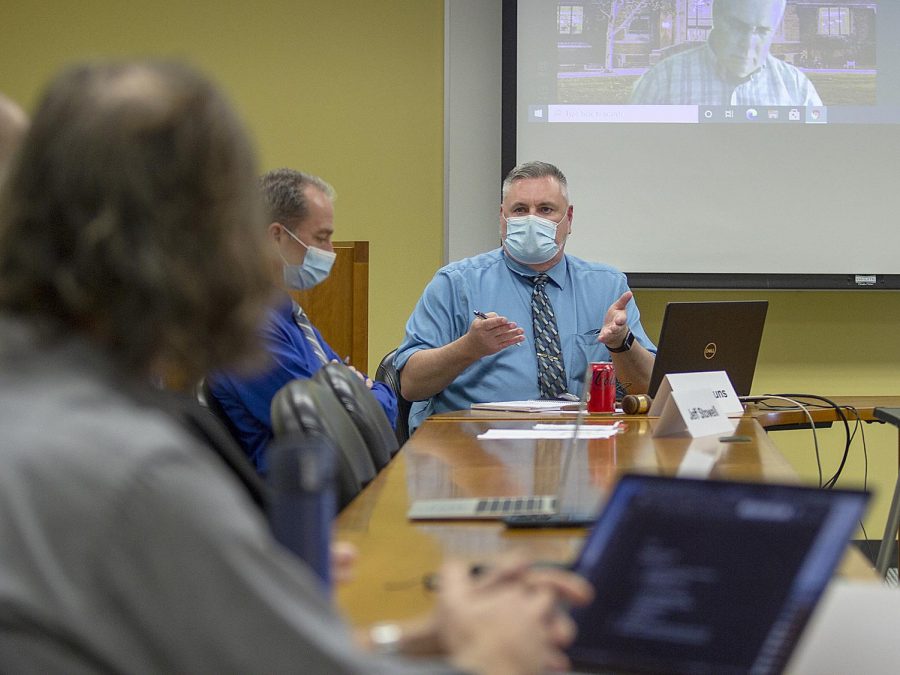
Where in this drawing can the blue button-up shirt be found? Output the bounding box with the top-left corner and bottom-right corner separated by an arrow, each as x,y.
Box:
210,296 -> 397,473
395,249 -> 656,431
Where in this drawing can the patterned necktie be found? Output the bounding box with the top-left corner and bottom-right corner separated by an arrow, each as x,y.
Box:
529,274 -> 568,399
291,302 -> 329,366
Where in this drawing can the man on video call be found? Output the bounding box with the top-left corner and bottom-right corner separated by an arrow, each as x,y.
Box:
395,161 -> 656,432
630,0 -> 823,106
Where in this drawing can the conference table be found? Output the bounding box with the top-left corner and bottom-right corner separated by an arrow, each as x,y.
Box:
747,395 -> 900,437
334,410 -> 878,627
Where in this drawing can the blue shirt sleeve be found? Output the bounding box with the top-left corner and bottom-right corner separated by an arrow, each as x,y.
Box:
209,304 -> 397,473
394,270 -> 464,374
369,381 -> 398,429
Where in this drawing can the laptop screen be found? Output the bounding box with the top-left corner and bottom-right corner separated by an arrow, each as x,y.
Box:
568,475 -> 868,675
647,301 -> 768,398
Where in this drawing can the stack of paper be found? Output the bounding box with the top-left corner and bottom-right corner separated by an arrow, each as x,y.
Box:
470,400 -> 581,413
477,423 -> 620,440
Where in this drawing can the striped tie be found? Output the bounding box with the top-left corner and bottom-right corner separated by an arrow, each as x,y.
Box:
291,302 -> 329,366
530,274 -> 567,399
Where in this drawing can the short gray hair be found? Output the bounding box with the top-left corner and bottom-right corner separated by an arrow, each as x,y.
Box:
259,168 -> 336,227
501,161 -> 569,202
714,0 -> 786,23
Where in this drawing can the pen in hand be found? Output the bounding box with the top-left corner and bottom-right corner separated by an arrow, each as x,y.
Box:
473,310 -> 523,346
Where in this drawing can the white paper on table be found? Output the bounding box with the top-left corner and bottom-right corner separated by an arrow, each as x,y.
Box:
477,424 -> 619,440
470,400 -> 581,412
533,423 -> 620,432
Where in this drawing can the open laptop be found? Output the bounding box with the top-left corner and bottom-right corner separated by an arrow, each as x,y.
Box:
567,474 -> 869,675
647,301 -> 768,398
407,366 -> 594,521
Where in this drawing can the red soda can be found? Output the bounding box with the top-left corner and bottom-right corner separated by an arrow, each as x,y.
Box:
587,362 -> 616,413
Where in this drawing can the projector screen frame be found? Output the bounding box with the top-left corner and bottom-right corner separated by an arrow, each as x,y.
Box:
500,0 -> 900,291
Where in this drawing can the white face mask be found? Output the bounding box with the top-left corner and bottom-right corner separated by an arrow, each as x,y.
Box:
280,227 -> 337,290
502,212 -> 568,265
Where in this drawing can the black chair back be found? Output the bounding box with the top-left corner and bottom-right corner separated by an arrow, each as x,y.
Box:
374,348 -> 412,445
166,382 -> 267,511
271,378 -> 376,510
195,378 -> 245,446
314,362 -> 399,470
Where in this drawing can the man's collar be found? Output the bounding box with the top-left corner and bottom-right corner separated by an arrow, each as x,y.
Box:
502,250 -> 568,288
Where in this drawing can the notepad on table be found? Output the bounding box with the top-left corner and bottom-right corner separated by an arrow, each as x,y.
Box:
470,400 -> 581,413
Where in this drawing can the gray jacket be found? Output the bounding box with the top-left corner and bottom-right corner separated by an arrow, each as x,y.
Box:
0,316 -> 458,675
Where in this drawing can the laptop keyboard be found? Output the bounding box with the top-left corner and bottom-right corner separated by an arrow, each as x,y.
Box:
476,496 -> 555,514
408,495 -> 558,520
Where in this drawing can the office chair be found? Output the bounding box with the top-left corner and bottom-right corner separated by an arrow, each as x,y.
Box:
313,362 -> 399,470
374,348 -> 412,445
194,377 -> 245,448
271,378 -> 376,510
168,380 -> 267,511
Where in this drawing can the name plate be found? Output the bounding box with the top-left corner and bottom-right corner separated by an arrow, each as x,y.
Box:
649,370 -> 743,417
653,387 -> 736,438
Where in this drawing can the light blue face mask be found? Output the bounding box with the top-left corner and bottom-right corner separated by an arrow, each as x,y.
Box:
280,227 -> 337,290
502,213 -> 568,265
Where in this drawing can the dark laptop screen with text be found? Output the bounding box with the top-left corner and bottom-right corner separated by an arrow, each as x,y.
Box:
568,476 -> 868,675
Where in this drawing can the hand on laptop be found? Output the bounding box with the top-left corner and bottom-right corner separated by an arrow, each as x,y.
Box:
359,553 -> 592,673
437,554 -> 593,675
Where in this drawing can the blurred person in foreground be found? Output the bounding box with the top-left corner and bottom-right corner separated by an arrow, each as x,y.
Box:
0,60 -> 590,674
0,92 -> 29,178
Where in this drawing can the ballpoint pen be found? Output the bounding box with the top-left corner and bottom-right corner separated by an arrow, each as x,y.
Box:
474,310 -> 523,346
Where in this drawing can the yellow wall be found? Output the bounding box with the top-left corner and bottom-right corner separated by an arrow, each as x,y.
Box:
0,0 -> 445,368
3,2 -> 898,539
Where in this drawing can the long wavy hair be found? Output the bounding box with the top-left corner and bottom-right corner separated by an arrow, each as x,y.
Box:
0,61 -> 273,381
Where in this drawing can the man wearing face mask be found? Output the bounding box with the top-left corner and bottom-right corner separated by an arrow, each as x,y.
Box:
395,161 -> 655,432
209,168 -> 397,472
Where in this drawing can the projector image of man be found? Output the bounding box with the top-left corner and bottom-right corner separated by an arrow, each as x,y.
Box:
630,0 -> 823,106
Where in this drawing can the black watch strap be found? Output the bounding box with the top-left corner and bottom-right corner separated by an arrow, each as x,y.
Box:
607,329 -> 635,353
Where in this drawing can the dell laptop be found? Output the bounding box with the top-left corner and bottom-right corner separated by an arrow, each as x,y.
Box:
647,301 -> 768,398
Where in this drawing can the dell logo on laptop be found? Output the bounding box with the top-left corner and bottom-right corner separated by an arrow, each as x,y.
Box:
704,342 -> 717,359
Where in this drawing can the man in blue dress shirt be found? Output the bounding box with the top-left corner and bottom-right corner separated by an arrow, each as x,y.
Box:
210,169 -> 397,472
395,161 -> 656,432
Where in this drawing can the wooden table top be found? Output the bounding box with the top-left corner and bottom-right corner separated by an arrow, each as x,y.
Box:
746,395 -> 900,429
334,415 -> 876,627
428,396 -> 900,428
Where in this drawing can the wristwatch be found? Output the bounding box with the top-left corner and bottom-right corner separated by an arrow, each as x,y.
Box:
607,329 -> 635,353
